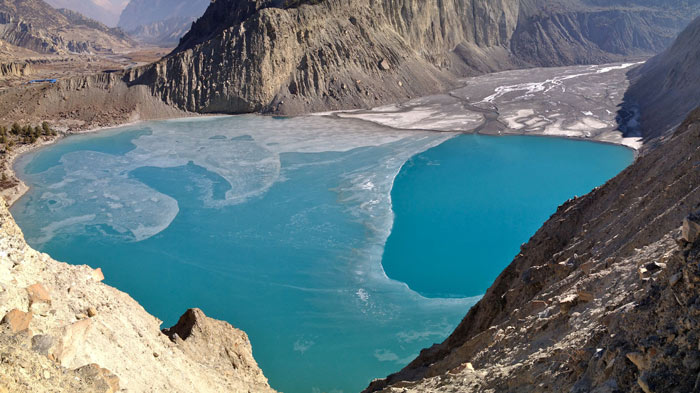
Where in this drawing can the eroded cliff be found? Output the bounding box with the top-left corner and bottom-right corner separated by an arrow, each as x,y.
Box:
124,0 -> 700,115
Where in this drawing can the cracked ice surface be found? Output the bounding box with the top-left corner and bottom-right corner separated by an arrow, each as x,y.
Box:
16,115 -> 452,244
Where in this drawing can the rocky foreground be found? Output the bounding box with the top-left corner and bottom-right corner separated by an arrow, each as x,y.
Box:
0,200 -> 275,392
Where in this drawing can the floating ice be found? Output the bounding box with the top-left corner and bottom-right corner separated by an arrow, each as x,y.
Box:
18,116 -> 453,245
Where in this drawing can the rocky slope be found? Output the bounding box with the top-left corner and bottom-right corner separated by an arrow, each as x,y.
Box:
0,72 -> 186,132
0,0 -> 134,54
44,0 -> 127,27
117,0 -> 209,45
0,198 -> 276,392
364,105 -> 700,393
123,0 -> 700,115
364,17 -> 700,392
620,15 -> 700,141
512,0 -> 695,66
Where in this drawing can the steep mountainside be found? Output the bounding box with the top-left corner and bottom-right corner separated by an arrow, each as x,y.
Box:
365,15 -> 700,393
117,0 -> 209,45
621,15 -> 700,141
44,0 -> 127,27
123,0 -> 700,115
0,0 -> 134,54
366,107 -> 700,393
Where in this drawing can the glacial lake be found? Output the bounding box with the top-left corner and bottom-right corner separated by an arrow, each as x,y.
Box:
12,115 -> 633,393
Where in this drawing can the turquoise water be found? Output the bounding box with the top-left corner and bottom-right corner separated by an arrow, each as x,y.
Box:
11,116 -> 633,393
383,135 -> 634,298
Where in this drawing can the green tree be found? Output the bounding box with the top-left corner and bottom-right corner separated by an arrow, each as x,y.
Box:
10,123 -> 20,135
41,121 -> 51,135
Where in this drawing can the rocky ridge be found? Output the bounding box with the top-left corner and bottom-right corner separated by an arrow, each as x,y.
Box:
0,0 -> 134,54
0,199 -> 276,392
123,0 -> 700,115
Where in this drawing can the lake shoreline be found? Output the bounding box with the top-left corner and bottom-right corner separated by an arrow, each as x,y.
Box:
5,110 -> 641,209
3,60 -> 646,208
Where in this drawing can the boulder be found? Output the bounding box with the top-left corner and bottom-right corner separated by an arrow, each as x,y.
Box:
54,319 -> 92,366
626,352 -> 648,370
26,283 -> 51,305
669,272 -> 682,286
378,59 -> 390,70
73,364 -> 120,393
559,294 -> 578,314
523,300 -> 548,315
577,290 -> 594,303
682,213 -> 700,243
1,309 -> 32,333
31,334 -> 56,356
91,268 -> 105,282
163,308 -> 267,379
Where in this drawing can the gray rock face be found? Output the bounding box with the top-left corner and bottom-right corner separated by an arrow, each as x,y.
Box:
622,15 -> 700,140
124,0 -> 700,115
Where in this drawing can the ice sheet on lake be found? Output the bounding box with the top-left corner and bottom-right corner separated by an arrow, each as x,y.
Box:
19,116 -> 454,244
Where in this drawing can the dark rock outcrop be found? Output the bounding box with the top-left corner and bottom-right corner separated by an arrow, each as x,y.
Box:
124,0 -> 700,115
163,308 -> 274,391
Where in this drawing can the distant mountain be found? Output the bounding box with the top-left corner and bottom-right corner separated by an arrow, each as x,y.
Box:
622,15 -> 700,140
0,0 -> 134,54
124,0 -> 700,116
44,0 -> 127,27
117,0 -> 209,46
